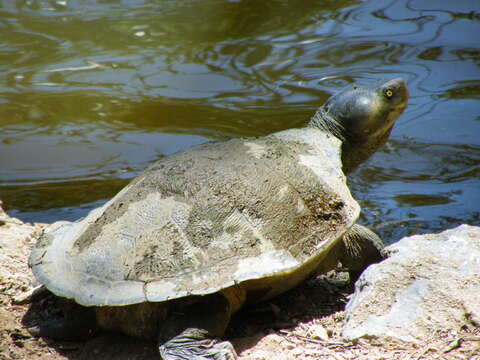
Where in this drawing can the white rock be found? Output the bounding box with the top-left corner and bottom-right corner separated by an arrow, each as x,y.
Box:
342,224 -> 480,343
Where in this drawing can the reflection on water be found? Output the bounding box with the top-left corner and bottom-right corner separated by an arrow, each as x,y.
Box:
1,0 -> 479,242
352,140 -> 480,242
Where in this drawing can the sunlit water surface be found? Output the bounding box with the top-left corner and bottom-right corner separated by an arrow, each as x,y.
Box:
1,0 -> 479,243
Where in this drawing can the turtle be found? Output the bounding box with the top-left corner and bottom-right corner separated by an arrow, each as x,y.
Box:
28,78 -> 408,359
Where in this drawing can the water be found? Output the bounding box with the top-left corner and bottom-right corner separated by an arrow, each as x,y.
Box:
1,0 -> 479,243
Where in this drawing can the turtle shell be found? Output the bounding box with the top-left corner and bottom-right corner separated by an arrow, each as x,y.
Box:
30,127 -> 359,306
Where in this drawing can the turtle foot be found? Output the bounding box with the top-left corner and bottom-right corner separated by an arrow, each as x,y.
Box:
159,328 -> 237,360
28,318 -> 95,341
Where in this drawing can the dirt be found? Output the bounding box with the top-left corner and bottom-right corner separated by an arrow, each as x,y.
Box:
1,200 -> 479,360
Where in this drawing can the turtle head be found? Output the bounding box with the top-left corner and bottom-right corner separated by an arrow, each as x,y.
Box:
310,78 -> 408,173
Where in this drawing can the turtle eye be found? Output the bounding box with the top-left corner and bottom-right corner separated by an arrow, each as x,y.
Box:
384,88 -> 394,99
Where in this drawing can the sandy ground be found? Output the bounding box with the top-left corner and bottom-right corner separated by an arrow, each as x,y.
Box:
1,201 -> 479,360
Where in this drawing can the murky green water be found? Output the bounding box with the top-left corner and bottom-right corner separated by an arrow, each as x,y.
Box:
1,0 -> 479,243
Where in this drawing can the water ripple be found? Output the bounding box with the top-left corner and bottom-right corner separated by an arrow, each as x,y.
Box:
0,0 -> 479,234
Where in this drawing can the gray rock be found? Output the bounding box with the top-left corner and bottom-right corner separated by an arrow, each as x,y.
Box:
342,224 -> 480,343
0,203 -> 43,303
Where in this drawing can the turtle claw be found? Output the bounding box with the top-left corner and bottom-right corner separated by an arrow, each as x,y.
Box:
159,328 -> 237,360
27,319 -> 76,340
27,324 -> 43,337
27,317 -> 96,341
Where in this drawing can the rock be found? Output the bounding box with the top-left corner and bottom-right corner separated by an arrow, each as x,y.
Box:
342,224 -> 480,343
0,205 -> 43,305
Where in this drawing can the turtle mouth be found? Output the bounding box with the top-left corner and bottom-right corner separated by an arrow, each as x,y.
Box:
393,96 -> 408,114
385,101 -> 408,130
391,99 -> 408,117
391,78 -> 409,109
385,79 -> 409,126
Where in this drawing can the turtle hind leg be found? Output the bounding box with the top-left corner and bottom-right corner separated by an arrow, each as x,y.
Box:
158,293 -> 237,360
160,328 -> 237,360
341,224 -> 386,282
28,298 -> 97,341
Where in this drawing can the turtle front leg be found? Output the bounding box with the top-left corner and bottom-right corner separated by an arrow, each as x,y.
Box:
157,293 -> 238,360
340,224 -> 386,282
